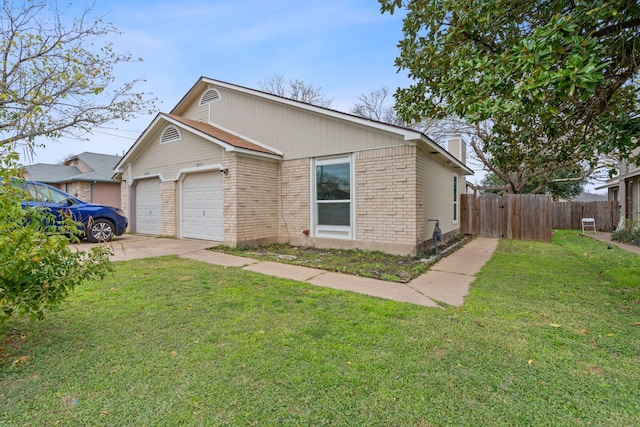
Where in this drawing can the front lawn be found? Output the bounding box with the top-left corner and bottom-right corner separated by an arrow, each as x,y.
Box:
1,231 -> 639,426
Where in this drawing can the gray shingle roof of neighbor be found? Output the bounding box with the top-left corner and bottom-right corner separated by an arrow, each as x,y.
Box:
572,192 -> 608,202
25,152 -> 122,183
25,163 -> 81,182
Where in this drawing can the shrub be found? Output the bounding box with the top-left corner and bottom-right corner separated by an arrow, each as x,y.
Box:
611,218 -> 640,246
0,150 -> 114,325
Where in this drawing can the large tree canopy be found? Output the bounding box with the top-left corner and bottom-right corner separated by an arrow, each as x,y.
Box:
0,0 -> 157,156
380,0 -> 640,193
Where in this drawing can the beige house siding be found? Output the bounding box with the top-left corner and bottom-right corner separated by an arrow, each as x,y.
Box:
223,152 -> 280,246
422,152 -> 464,241
131,128 -> 224,181
183,87 -> 409,160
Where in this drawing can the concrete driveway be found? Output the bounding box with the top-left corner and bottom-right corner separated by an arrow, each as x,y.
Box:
76,234 -> 218,262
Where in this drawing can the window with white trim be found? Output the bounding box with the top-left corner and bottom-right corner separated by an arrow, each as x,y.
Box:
453,174 -> 459,223
313,156 -> 353,238
160,125 -> 181,144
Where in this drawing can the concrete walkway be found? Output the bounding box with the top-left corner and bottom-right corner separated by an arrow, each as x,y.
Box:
585,232 -> 640,256
86,235 -> 500,308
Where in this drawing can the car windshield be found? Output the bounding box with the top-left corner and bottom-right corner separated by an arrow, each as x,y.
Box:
27,183 -> 72,204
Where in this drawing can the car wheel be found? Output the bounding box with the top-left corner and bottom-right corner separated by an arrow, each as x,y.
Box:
86,218 -> 115,243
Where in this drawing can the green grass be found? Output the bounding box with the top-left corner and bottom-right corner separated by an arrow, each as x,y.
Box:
213,234 -> 469,283
1,230 -> 639,426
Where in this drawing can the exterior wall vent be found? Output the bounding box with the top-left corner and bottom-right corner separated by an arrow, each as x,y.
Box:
200,88 -> 221,106
160,125 -> 182,144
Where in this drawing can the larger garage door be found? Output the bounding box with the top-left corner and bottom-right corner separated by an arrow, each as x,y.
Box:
135,179 -> 161,235
182,172 -> 223,241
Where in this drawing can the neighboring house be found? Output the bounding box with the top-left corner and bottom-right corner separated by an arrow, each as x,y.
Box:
571,192 -> 608,202
25,152 -> 122,208
113,77 -> 473,255
597,148 -> 640,225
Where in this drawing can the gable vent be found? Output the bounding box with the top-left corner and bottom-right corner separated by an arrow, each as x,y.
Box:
200,88 -> 221,105
160,125 -> 182,144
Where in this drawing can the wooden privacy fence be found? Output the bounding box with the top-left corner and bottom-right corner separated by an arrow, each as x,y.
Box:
551,201 -> 620,232
461,194 -> 552,242
461,195 -> 620,241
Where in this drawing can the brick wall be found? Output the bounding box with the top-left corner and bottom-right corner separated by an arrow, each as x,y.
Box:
278,158 -> 310,243
354,145 -> 423,253
120,181 -> 130,231
223,152 -> 280,246
160,181 -> 176,236
65,182 -> 92,202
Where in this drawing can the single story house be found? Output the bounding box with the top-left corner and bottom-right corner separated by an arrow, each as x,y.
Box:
597,148 -> 640,226
113,77 -> 473,255
25,152 -> 122,208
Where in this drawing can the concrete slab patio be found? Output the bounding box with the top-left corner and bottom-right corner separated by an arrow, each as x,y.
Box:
82,234 -> 500,307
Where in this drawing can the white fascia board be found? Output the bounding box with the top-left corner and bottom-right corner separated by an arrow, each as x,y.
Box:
595,180 -> 619,190
416,135 -> 474,175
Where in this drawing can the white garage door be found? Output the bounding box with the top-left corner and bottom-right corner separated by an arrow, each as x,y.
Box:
135,179 -> 161,235
182,172 -> 223,241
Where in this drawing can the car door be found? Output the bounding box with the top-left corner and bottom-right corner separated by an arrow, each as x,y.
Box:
23,183 -> 76,227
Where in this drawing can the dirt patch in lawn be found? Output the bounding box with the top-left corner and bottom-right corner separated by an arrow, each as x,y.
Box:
211,234 -> 472,283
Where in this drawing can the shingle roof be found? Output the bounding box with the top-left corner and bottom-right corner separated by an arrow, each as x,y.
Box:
25,152 -> 122,183
25,164 -> 80,182
166,114 -> 280,156
572,192 -> 608,202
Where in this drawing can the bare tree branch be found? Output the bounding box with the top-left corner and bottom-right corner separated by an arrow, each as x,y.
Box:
258,74 -> 333,108
0,0 -> 158,157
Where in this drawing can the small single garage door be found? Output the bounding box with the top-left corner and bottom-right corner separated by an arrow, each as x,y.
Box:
182,172 -> 223,241
135,179 -> 161,235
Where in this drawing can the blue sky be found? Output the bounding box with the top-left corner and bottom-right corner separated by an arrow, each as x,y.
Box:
28,1 -> 417,165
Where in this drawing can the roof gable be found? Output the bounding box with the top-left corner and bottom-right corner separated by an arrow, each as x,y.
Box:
114,113 -> 281,173
171,77 -> 424,140
169,77 -> 472,175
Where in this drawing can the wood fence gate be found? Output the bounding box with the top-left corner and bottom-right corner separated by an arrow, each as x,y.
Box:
461,194 -> 553,241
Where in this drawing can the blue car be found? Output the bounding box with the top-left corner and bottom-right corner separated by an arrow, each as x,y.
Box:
21,180 -> 128,243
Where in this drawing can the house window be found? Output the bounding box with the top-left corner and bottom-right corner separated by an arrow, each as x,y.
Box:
313,156 -> 353,238
453,174 -> 459,223
160,125 -> 181,144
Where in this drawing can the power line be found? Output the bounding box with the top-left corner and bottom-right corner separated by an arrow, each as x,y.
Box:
90,129 -> 137,140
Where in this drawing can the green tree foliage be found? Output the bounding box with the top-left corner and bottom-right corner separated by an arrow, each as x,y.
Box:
0,151 -> 113,324
380,0 -> 640,193
0,0 -> 155,326
0,0 -> 157,155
